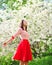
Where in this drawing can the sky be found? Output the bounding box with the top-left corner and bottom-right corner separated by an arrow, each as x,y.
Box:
44,0 -> 52,2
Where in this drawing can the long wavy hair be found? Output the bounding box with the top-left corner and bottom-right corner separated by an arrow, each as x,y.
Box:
20,20 -> 27,31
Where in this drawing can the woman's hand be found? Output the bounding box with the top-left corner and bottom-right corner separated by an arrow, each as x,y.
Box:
3,42 -> 7,47
3,36 -> 13,47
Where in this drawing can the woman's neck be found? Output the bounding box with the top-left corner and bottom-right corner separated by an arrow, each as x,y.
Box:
23,26 -> 25,30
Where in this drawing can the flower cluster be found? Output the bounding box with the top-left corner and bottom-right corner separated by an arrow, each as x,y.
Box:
0,1 -> 52,55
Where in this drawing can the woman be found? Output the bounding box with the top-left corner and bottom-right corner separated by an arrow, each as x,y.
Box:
3,20 -> 32,65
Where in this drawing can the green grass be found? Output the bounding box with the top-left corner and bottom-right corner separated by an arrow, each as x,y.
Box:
0,53 -> 52,65
29,56 -> 52,65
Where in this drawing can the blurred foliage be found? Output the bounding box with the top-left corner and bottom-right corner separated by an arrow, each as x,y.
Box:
0,53 -> 19,65
29,56 -> 52,65
0,0 -> 28,10
0,0 -> 48,10
0,53 -> 52,65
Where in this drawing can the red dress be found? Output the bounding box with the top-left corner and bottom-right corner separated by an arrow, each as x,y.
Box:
12,39 -> 32,62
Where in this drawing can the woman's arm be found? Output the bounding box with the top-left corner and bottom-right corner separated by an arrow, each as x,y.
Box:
3,28 -> 22,46
8,28 -> 22,42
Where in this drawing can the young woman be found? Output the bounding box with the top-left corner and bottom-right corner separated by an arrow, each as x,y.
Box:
3,20 -> 32,65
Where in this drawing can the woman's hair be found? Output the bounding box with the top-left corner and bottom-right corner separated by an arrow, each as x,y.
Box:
20,20 -> 27,31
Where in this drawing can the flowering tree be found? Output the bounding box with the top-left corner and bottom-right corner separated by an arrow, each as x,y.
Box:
0,0 -> 52,56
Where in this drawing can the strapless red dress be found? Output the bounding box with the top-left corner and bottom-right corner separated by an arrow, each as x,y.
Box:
12,39 -> 32,62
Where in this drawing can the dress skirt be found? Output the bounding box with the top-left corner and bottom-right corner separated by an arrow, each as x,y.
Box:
12,39 -> 32,62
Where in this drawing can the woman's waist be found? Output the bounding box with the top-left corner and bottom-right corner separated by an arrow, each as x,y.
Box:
19,38 -> 30,45
20,38 -> 29,42
21,38 -> 28,40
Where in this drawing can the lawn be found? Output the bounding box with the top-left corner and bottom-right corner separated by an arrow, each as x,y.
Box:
0,53 -> 52,65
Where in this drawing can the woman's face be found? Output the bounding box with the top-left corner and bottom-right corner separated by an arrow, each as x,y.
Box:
23,20 -> 27,26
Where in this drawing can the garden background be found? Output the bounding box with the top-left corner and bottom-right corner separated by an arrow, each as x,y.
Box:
0,0 -> 52,65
